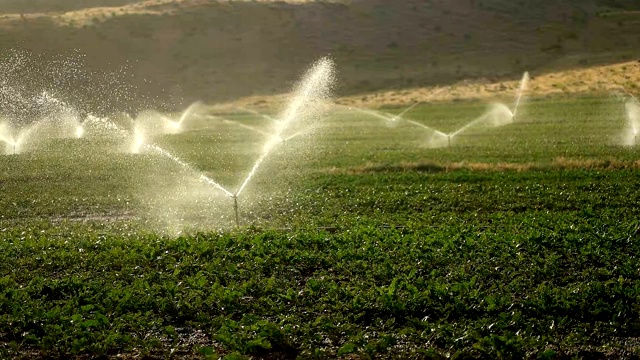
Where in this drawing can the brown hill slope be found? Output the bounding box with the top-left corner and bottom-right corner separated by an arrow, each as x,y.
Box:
0,0 -> 638,109
222,61 -> 640,109
337,61 -> 640,108
0,0 -> 141,14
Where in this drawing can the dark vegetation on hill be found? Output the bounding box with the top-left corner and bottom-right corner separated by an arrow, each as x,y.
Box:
0,0 -> 140,14
0,0 -> 638,109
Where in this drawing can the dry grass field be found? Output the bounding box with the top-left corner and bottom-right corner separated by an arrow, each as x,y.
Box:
337,61 -> 640,107
0,0 -> 638,107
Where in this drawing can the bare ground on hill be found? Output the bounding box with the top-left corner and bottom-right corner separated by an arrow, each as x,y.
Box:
0,0 -> 638,108
221,60 -> 640,110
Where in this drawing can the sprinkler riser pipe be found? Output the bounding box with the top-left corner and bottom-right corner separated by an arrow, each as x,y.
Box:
233,195 -> 239,227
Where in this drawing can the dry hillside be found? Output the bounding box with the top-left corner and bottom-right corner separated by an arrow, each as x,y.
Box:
0,0 -> 638,109
336,60 -> 640,108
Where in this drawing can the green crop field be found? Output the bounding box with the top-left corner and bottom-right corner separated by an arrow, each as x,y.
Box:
2,95 -> 640,359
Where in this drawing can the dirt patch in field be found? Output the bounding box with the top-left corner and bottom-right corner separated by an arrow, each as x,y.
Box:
50,211 -> 138,223
326,157 -> 640,175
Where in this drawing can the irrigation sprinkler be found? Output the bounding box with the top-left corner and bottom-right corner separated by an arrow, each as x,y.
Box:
232,194 -> 240,227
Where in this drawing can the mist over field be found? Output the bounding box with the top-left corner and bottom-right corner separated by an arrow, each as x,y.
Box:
1,1 -> 640,359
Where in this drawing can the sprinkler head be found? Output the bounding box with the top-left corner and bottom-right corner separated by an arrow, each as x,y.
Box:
131,128 -> 146,154
75,126 -> 84,138
232,193 -> 240,227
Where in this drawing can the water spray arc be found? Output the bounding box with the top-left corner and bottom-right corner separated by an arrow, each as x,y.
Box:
0,119 -> 61,154
176,102 -> 202,128
237,107 -> 279,123
205,110 -> 320,145
127,103 -> 203,138
164,102 -> 203,132
336,103 -> 414,125
626,100 -> 640,145
74,112 -> 233,197
614,85 -> 640,106
226,58 -> 335,225
512,71 -> 529,121
436,72 -> 526,146
0,89 -> 88,154
338,102 -> 513,148
337,71 -> 528,148
397,101 -> 422,118
0,124 -> 17,154
127,58 -> 335,227
0,53 -> 337,229
202,114 -> 275,138
334,102 -> 452,147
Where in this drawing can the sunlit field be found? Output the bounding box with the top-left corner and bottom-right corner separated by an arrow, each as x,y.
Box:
2,92 -> 640,358
1,0 -> 640,357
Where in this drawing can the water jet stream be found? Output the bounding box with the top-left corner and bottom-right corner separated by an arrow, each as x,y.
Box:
202,114 -> 273,137
339,102 -> 447,140
626,100 -> 640,145
0,118 -> 58,154
140,102 -> 201,133
405,119 -> 434,131
0,128 -> 16,154
449,103 -> 514,138
333,102 -> 429,128
512,71 -> 530,120
235,57 -> 335,199
334,97 -> 515,148
237,107 -> 279,123
235,144 -> 272,197
80,115 -> 236,198
222,119 -> 273,137
284,128 -> 313,142
75,126 -> 84,138
144,143 -> 234,197
129,58 -> 333,227
175,102 -> 201,129
211,113 -> 313,144
332,103 -> 392,122
83,114 -> 130,138
393,102 -> 423,121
